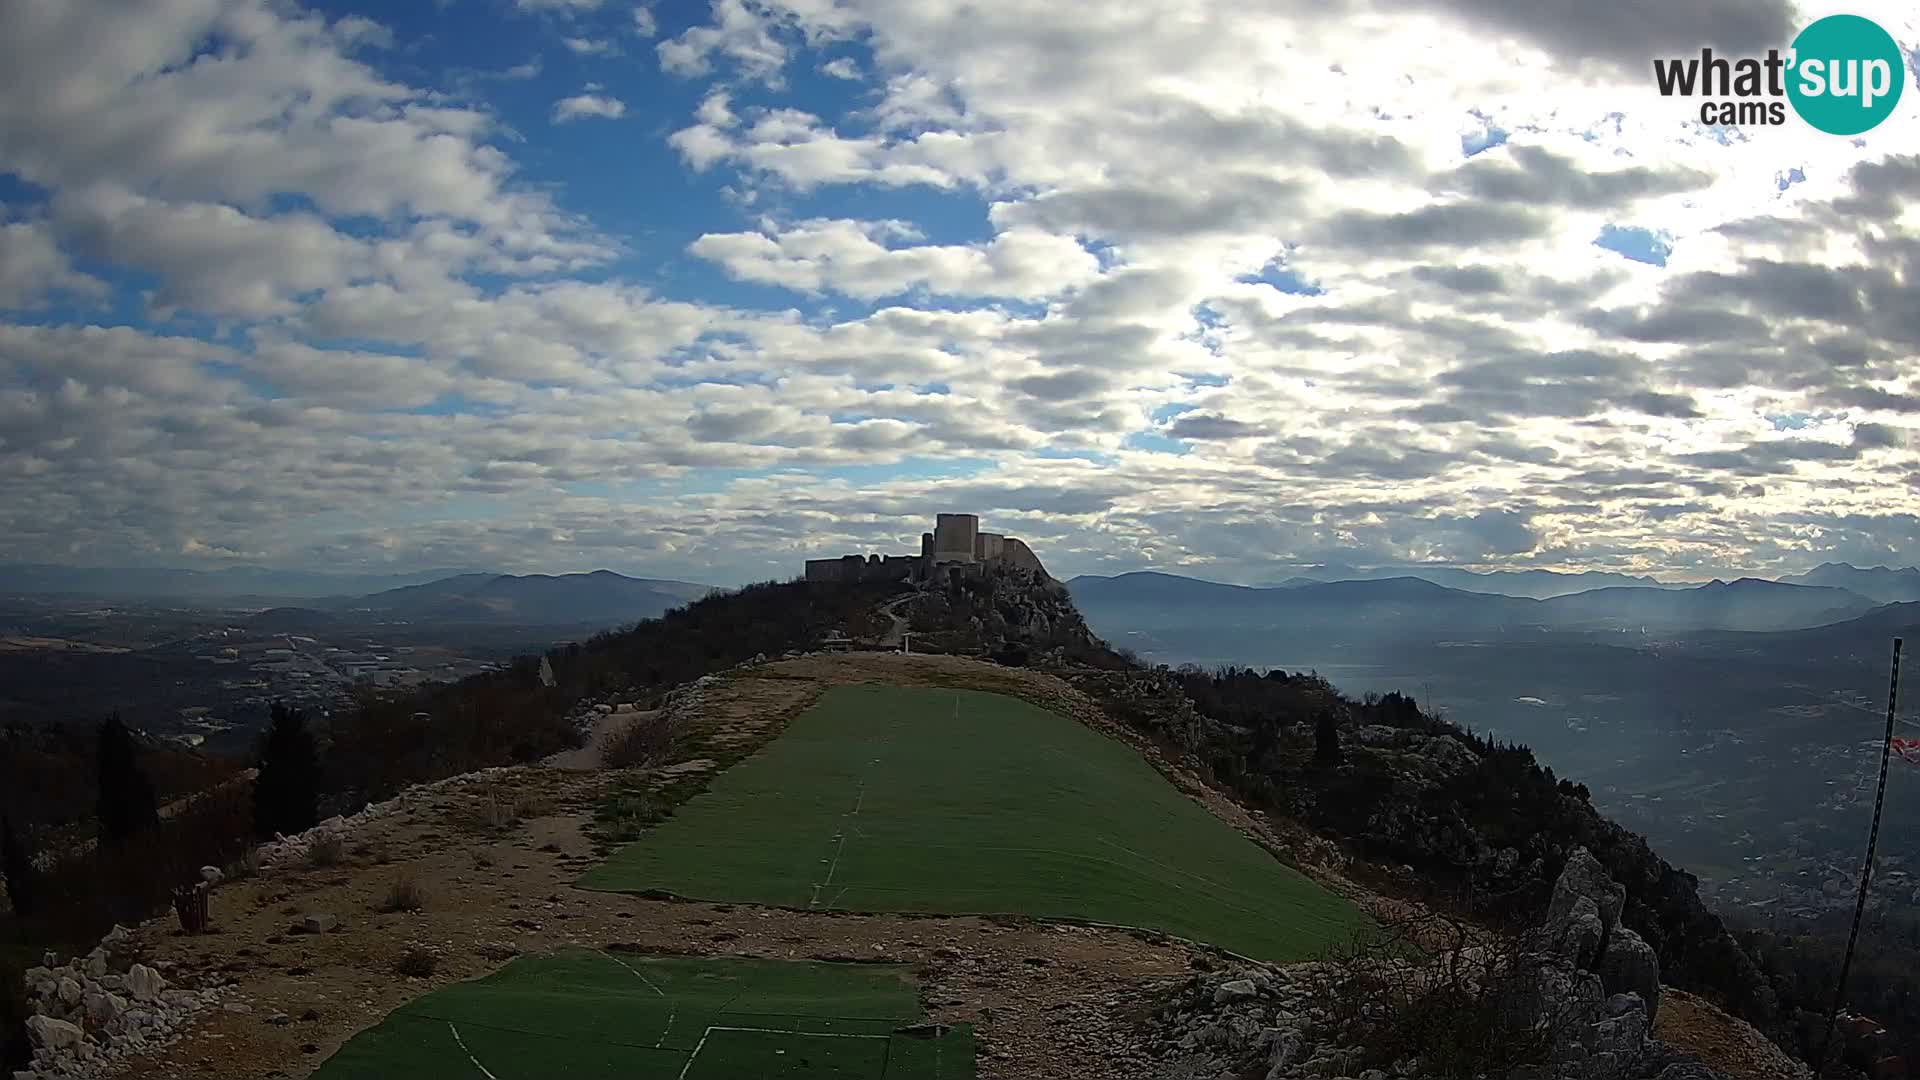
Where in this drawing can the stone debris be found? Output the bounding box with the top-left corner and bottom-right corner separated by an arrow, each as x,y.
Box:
18,925 -> 225,1078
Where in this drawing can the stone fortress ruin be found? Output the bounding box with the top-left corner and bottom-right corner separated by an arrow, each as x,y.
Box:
804,513 -> 1049,584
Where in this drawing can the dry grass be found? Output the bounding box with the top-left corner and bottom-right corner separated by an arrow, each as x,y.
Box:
393,945 -> 437,978
603,714 -> 676,769
378,873 -> 426,914
305,833 -> 344,869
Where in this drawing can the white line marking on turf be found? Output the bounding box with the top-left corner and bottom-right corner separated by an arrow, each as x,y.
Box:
447,1022 -> 499,1080
599,949 -> 677,1048
676,1026 -> 891,1080
809,754 -> 879,909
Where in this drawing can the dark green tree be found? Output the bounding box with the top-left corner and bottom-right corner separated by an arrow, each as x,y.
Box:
1313,709 -> 1341,768
96,714 -> 160,845
1,814 -> 35,917
253,703 -> 321,840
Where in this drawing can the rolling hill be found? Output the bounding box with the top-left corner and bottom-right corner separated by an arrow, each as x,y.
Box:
328,570 -> 716,626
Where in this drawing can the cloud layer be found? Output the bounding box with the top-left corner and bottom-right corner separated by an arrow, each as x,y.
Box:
2,0 -> 1919,585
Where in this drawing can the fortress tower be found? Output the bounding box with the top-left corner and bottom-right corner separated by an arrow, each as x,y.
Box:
931,513 -> 980,564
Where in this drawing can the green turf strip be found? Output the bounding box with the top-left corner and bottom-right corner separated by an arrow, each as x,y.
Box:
581,684 -> 1367,961
311,949 -> 973,1080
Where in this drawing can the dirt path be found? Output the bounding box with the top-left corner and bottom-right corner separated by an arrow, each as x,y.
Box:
541,708 -> 659,771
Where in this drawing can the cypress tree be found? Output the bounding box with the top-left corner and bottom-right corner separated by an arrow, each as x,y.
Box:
96,714 -> 160,845
253,703 -> 321,840
1,815 -> 34,917
1313,709 -> 1342,769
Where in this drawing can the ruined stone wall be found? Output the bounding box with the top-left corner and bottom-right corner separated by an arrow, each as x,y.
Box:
998,537 -> 1049,578
805,554 -> 919,584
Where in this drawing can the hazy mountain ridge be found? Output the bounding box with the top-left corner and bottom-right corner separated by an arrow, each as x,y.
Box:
1268,564 -> 1690,598
0,563 -> 489,601
1778,562 -> 1920,604
1070,570 -> 1881,633
326,569 -> 716,626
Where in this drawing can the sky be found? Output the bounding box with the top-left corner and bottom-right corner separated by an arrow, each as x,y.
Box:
2,0 -> 1919,587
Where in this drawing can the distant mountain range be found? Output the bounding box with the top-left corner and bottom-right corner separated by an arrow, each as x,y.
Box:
1776,563 -> 1920,605
322,570 -> 715,626
0,563 -> 717,628
1266,565 -> 1689,599
1068,571 -> 1880,635
0,563 -> 487,600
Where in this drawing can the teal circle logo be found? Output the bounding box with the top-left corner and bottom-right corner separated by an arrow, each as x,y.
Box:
1786,14 -> 1907,135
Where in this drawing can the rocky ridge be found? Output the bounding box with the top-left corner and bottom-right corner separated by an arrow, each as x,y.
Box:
1146,849 -> 1800,1080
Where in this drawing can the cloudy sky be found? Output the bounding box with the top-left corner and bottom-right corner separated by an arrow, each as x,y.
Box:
2,0 -> 1919,586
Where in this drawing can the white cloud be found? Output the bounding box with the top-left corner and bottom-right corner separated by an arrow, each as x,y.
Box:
563,35 -> 618,55
552,91 -> 629,123
0,217 -> 105,309
819,56 -> 860,80
633,5 -> 658,36
657,0 -> 791,83
689,219 -> 1101,300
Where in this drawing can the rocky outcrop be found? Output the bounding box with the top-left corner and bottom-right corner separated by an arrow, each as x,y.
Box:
1147,852 -> 1726,1080
18,925 -> 225,1078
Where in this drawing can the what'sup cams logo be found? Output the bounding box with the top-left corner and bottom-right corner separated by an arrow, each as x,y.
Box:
1653,14 -> 1909,134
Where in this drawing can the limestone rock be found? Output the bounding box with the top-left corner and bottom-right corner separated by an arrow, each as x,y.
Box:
125,964 -> 165,1002
26,1015 -> 83,1051
1214,978 -> 1259,1004
56,976 -> 82,1007
1548,847 -> 1625,935
298,913 -> 339,934
1600,926 -> 1662,1019
1554,894 -> 1605,968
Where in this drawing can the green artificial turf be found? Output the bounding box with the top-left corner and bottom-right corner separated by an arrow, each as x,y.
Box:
311,948 -> 974,1080
581,684 -> 1366,961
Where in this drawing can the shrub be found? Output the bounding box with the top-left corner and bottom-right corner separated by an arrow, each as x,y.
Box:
475,791 -> 511,832
305,833 -> 344,869
511,791 -> 554,821
393,945 -> 437,978
380,873 -> 426,913
603,715 -> 675,770
1301,911 -> 1582,1080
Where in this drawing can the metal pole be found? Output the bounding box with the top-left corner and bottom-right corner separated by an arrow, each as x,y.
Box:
1818,637 -> 1902,1074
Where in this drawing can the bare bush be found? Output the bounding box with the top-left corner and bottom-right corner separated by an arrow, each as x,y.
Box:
512,791 -> 554,820
380,873 -> 426,913
304,832 -> 344,869
224,846 -> 262,883
393,945 -> 438,978
475,790 -> 512,831
603,714 -> 675,769
1301,911 -> 1585,1080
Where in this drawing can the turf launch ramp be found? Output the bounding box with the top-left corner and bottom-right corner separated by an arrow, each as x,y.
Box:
582,684 -> 1365,962
312,948 -> 974,1079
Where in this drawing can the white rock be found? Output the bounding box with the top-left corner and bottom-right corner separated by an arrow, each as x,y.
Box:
56,977 -> 82,1007
200,865 -> 224,886
84,950 -> 108,978
26,1015 -> 83,1051
125,964 -> 165,1002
